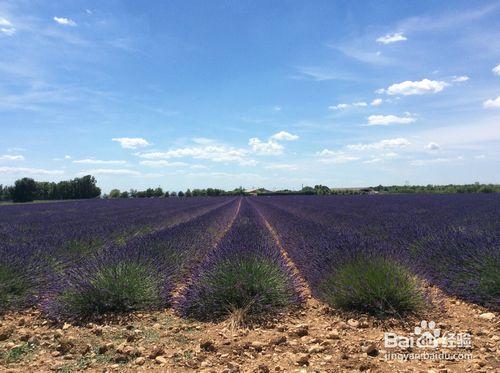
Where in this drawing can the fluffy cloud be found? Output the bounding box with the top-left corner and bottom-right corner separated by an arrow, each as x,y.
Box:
0,17 -> 15,36
77,168 -> 140,176
136,145 -> 255,165
329,102 -> 367,110
139,160 -> 188,167
371,98 -> 383,106
316,149 -> 360,164
0,155 -> 24,161
0,167 -> 63,175
347,138 -> 410,151
425,142 -> 440,151
53,17 -> 77,26
112,137 -> 151,149
492,64 -> 500,76
452,75 -> 469,82
483,96 -> 500,108
270,131 -> 299,141
410,156 -> 463,166
377,79 -> 448,95
249,138 -> 284,155
376,32 -> 407,44
366,113 -> 416,126
264,163 -> 298,170
73,159 -> 127,165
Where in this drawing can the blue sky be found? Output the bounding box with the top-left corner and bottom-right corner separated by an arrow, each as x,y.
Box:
0,1 -> 499,192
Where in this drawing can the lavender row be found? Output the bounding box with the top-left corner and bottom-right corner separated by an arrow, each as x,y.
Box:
176,199 -> 301,320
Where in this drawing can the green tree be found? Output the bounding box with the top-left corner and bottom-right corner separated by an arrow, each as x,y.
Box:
109,189 -> 121,198
13,178 -> 37,203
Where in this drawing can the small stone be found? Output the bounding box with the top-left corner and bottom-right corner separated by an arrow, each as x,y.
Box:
347,319 -> 359,328
135,357 -> 146,365
0,327 -> 14,341
308,344 -> 326,353
62,323 -> 71,330
155,356 -> 168,364
251,341 -> 265,352
270,335 -> 287,345
364,344 -> 379,357
200,340 -> 217,352
479,313 -> 495,320
296,353 -> 310,366
291,325 -> 308,337
18,318 -> 26,326
56,338 -> 75,354
258,364 -> 270,373
148,345 -> 164,358
326,330 -> 340,340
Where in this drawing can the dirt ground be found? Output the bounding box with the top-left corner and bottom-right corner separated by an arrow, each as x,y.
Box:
0,286 -> 498,373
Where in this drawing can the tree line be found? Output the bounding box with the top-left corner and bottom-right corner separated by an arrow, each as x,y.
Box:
1,177 -> 498,203
0,176 -> 101,203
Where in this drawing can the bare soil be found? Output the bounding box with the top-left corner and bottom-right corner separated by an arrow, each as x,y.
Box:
1,288 -> 498,372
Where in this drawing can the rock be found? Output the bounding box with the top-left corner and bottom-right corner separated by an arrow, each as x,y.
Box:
479,313 -> 496,320
270,335 -> 287,345
251,341 -> 266,352
296,353 -> 310,366
308,344 -> 326,353
148,345 -> 165,359
0,327 -> 14,341
135,357 -> 146,365
62,323 -> 71,330
326,330 -> 340,340
291,325 -> 308,337
18,318 -> 26,326
155,356 -> 168,364
364,344 -> 379,357
18,330 -> 30,342
258,364 -> 270,373
56,339 -> 75,354
347,319 -> 359,328
200,340 -> 217,352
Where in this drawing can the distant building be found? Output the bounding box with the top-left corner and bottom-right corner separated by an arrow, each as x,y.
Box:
245,188 -> 273,196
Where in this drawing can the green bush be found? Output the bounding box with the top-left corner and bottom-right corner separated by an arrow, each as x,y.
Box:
320,256 -> 424,316
57,261 -> 164,319
0,265 -> 30,312
185,257 -> 295,320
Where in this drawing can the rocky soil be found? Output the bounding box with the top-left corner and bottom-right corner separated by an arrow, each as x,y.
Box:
0,287 -> 498,372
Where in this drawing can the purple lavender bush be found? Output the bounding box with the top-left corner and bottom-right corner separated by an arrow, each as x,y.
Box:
176,200 -> 300,321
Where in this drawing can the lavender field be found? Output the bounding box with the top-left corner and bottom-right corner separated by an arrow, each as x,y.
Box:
1,194 -> 499,322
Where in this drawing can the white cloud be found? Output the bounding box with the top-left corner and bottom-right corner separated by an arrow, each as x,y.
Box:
77,168 -> 140,176
452,75 -> 469,82
371,98 -> 383,106
0,155 -> 24,161
249,138 -> 284,155
1,27 -> 15,36
112,137 -> 151,149
73,159 -> 127,165
353,102 -> 367,107
264,163 -> 298,171
410,157 -> 463,166
474,154 -> 485,159
347,138 -> 410,151
273,106 -> 282,111
483,96 -> 500,108
0,167 -> 63,175
270,131 -> 299,141
425,142 -> 440,151
316,149 -> 360,164
53,17 -> 77,26
376,32 -> 407,44
363,158 -> 382,164
377,79 -> 448,96
136,145 -> 255,165
329,103 -> 350,110
492,64 -> 500,76
139,160 -> 188,167
366,113 -> 416,126
0,18 -> 12,26
64,155 -> 72,160
192,137 -> 215,145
